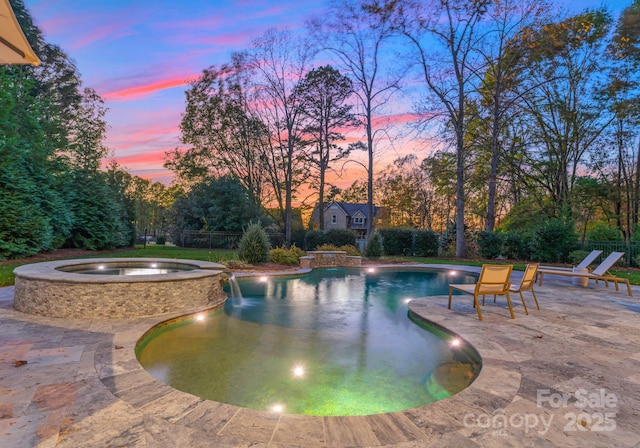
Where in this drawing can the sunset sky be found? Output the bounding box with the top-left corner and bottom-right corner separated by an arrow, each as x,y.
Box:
22,0 -> 629,186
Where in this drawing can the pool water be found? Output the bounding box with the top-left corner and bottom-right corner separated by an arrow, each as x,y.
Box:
136,268 -> 481,416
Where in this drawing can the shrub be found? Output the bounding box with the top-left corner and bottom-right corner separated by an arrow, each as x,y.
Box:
238,222 -> 270,263
476,231 -> 504,259
587,222 -> 623,241
316,243 -> 361,256
304,230 -> 326,250
568,250 -> 591,265
378,228 -> 413,256
439,221 -> 456,256
530,218 -> 579,263
324,228 -> 356,247
223,259 -> 252,269
412,230 -> 439,257
364,231 -> 383,258
502,232 -> 528,260
155,235 -> 166,245
269,244 -> 305,265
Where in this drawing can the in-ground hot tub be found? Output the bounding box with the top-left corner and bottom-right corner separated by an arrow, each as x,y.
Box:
13,258 -> 230,319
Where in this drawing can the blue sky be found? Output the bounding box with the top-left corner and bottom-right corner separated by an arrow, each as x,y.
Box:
22,0 -> 630,184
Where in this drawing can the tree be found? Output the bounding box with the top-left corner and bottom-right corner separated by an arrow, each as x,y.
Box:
337,180 -> 369,203
295,65 -> 355,229
246,29 -> 316,245
167,56 -> 271,206
516,9 -> 613,216
0,71 -> 59,258
67,88 -> 109,172
473,0 -> 550,232
384,0 -> 490,257
600,0 -> 640,240
375,155 -> 434,228
310,0 -> 401,240
167,176 -> 261,244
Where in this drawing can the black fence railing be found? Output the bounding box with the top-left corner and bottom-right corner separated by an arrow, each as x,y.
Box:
177,230 -> 285,249
581,241 -> 640,267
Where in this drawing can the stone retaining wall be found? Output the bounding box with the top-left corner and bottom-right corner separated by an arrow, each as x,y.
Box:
300,251 -> 362,269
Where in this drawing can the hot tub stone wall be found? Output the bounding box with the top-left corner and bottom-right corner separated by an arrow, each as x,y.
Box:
12,258 -> 229,319
13,275 -> 226,319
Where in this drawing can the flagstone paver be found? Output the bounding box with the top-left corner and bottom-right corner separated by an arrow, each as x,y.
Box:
1,265 -> 639,447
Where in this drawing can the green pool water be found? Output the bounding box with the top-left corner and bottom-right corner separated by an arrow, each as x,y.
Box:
136,267 -> 481,416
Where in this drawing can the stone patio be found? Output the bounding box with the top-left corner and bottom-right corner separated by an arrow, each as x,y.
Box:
1,265 -> 639,447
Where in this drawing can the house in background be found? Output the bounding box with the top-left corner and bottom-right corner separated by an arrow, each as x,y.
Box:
310,201 -> 383,249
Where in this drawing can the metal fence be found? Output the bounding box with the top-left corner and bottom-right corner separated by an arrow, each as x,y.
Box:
177,230 -> 285,249
580,241 -> 640,267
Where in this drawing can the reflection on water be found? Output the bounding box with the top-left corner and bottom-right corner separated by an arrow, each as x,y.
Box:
76,267 -> 182,275
136,268 -> 481,416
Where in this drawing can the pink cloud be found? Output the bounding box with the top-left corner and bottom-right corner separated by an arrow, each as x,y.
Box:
116,150 -> 170,166
101,75 -> 198,100
37,15 -> 76,35
371,113 -> 422,128
71,21 -> 135,51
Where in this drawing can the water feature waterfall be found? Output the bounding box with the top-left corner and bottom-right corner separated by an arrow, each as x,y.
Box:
227,274 -> 243,305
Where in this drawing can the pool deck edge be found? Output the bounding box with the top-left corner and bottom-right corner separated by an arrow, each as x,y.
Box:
1,265 -> 640,447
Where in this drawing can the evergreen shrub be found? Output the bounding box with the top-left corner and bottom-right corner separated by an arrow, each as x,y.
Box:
378,228 -> 413,256
530,219 -> 578,263
477,231 -> 504,259
324,228 -> 356,247
412,230 -> 439,257
238,222 -> 270,263
364,231 -> 383,258
304,230 -> 326,250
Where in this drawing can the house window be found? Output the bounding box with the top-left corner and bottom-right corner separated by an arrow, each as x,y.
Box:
353,216 -> 364,225
331,214 -> 337,224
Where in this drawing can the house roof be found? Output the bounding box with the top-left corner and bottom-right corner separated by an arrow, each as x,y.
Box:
334,202 -> 381,218
310,201 -> 381,223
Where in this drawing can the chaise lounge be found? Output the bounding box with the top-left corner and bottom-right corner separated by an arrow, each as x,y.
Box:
539,249 -> 601,272
537,252 -> 632,296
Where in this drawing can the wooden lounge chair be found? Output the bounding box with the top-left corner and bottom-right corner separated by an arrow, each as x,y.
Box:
508,264 -> 540,314
448,264 -> 514,321
537,252 -> 632,296
539,250 -> 602,272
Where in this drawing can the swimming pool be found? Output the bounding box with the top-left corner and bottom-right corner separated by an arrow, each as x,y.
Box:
136,267 -> 481,416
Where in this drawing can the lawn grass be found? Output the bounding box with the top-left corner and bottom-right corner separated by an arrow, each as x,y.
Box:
2,248 -> 639,288
394,256 -> 640,285
0,246 -> 239,288
110,245 -> 238,263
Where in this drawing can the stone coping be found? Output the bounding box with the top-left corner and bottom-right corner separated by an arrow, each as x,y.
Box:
2,264 -> 640,446
100,264 -> 504,446
13,257 -> 230,283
